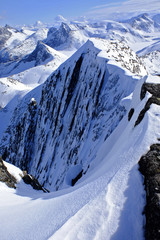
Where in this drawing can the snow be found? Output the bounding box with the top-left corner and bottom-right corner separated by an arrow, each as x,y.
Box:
0,13 -> 160,240
146,74 -> 160,83
3,161 -> 23,183
0,74 -> 160,239
0,41 -> 67,139
65,164 -> 83,186
137,40 -> 160,56
0,77 -> 32,108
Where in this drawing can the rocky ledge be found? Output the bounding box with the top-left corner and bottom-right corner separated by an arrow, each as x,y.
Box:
0,156 -> 17,188
139,144 -> 160,240
22,171 -> 49,193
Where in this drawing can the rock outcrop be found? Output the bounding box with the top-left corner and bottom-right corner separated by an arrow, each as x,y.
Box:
0,156 -> 17,188
139,144 -> 160,240
22,171 -> 49,192
134,82 -> 160,126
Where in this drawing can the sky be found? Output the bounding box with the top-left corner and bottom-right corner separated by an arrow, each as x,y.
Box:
0,0 -> 160,26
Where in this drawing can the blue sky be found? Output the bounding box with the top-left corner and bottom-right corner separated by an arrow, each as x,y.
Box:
0,0 -> 120,25
0,0 -> 160,26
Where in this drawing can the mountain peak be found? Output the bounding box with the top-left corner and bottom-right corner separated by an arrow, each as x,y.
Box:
123,13 -> 154,33
54,15 -> 68,23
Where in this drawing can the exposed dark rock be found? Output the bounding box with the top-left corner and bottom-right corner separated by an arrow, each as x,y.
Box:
22,171 -> 49,192
0,156 -> 17,188
139,144 -> 160,240
44,22 -> 71,48
71,169 -> 83,186
136,82 -> 160,126
63,55 -> 83,115
128,108 -> 134,121
135,96 -> 160,126
140,83 -> 160,100
22,41 -> 52,66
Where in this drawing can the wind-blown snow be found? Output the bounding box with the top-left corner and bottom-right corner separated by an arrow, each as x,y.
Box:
0,75 -> 160,240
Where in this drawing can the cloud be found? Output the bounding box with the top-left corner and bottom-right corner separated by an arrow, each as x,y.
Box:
86,0 -> 160,20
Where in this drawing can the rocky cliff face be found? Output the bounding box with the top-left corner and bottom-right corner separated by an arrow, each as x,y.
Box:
0,39 -> 146,190
137,81 -> 160,240
44,23 -> 71,48
139,144 -> 160,240
0,156 -> 17,188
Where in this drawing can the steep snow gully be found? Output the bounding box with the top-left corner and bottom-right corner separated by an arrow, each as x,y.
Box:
0,13 -> 160,240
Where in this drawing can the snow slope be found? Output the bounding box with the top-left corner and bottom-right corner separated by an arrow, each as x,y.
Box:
0,77 -> 32,108
0,74 -> 160,240
142,50 -> 160,75
0,28 -> 48,63
136,40 -> 160,75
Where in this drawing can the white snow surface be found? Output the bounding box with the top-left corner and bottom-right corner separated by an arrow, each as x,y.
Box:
0,74 -> 160,240
1,13 -> 160,240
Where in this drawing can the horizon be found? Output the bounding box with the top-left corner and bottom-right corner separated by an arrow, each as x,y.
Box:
0,0 -> 160,27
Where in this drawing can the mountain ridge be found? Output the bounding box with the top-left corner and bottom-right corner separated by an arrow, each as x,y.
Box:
0,38 -> 146,190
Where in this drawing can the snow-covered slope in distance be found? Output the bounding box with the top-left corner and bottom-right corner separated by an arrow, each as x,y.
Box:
0,77 -> 32,108
42,13 -> 160,55
137,40 -> 160,56
136,40 -> 160,75
0,27 -> 48,63
0,41 -> 67,79
0,42 -> 67,107
141,50 -> 160,75
44,22 -> 88,53
0,25 -> 27,52
122,13 -> 160,33
0,42 -> 67,140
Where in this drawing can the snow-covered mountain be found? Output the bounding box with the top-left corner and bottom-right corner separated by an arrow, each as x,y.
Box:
0,41 -> 65,77
44,22 -> 88,52
0,12 -> 160,240
152,14 -> 160,25
0,38 -> 146,190
137,39 -> 160,75
141,50 -> 160,75
0,25 -> 13,50
0,27 -> 48,63
0,41 -> 67,111
122,13 -> 160,33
